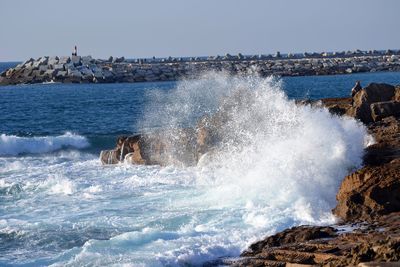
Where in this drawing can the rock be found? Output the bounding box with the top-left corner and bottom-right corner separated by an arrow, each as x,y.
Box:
348,83 -> 397,124
243,226 -> 337,256
64,62 -> 75,71
58,56 -> 70,64
38,65 -> 48,72
81,56 -> 93,65
79,67 -> 93,77
44,69 -> 55,77
69,70 -> 83,78
47,56 -> 59,66
56,70 -> 67,78
32,60 -> 41,69
38,56 -> 49,65
53,64 -> 65,71
333,159 -> 400,221
320,97 -> 352,116
99,149 -> 119,164
371,101 -> 400,122
236,212 -> 400,267
22,58 -> 34,66
394,86 -> 400,101
100,128 -> 201,166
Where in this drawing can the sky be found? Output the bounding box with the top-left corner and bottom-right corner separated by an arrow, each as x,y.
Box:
0,0 -> 399,61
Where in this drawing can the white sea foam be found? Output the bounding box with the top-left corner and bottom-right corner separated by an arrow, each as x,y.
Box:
0,132 -> 89,156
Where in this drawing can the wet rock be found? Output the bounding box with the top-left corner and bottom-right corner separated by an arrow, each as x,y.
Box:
99,149 -> 119,164
242,226 -> 337,257
100,128 -> 202,167
235,213 -> 400,267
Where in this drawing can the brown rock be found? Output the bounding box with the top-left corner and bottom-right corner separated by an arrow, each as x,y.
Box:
333,114 -> 400,222
99,149 -> 119,164
332,160 -> 400,222
321,97 -> 352,116
242,226 -> 337,257
348,83 -> 396,124
371,101 -> 400,122
235,213 -> 400,267
394,86 -> 400,102
101,130 -> 199,166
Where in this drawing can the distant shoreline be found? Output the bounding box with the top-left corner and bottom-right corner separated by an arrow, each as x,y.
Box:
1,49 -> 400,86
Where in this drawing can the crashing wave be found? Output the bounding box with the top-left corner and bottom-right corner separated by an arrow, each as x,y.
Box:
0,132 -> 89,156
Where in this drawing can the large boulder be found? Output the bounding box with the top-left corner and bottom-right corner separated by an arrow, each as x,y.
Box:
333,159 -> 400,222
100,132 -> 198,166
371,101 -> 400,122
58,56 -> 70,64
348,83 -> 396,124
47,56 -> 59,67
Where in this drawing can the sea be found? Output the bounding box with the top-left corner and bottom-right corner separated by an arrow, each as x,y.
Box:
1,62 -> 400,266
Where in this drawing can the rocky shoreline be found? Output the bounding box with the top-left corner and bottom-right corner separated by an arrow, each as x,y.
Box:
230,84 -> 400,266
101,82 -> 400,266
1,50 -> 400,86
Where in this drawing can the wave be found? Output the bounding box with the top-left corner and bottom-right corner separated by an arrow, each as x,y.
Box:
0,132 -> 89,156
140,72 -> 369,225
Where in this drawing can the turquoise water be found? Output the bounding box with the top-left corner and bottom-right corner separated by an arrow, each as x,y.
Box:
0,68 -> 399,266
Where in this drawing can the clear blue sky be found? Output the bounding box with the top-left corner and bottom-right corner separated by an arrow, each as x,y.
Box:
1,0 -> 399,61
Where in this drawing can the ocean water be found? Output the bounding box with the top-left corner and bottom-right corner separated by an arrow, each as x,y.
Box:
1,65 -> 400,266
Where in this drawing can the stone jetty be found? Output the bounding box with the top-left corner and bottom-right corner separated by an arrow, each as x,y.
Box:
1,50 -> 400,85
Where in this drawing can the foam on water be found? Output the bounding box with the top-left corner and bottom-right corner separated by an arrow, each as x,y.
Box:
0,73 -> 370,266
0,132 -> 89,156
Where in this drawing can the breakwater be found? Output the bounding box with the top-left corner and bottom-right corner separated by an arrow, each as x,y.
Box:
1,50 -> 400,85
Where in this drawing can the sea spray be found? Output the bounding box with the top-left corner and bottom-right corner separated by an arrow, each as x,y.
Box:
139,72 -> 369,225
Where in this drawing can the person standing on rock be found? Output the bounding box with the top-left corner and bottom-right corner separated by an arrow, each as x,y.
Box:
351,81 -> 362,105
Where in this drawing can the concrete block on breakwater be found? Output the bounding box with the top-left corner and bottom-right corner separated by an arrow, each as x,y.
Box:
1,50 -> 400,85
